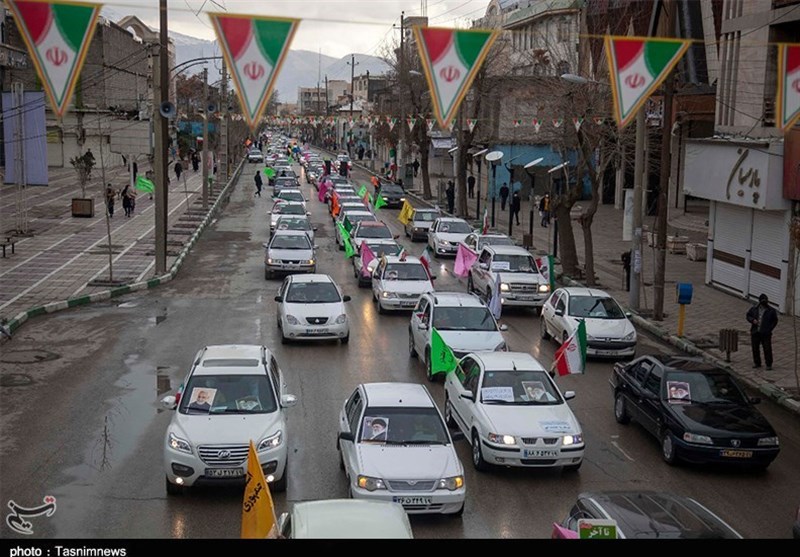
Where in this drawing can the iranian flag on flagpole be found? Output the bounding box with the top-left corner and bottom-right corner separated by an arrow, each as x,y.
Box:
413,26 -> 498,129
605,36 -> 691,128
209,13 -> 298,130
7,0 -> 101,119
551,321 -> 587,376
776,43 -> 800,132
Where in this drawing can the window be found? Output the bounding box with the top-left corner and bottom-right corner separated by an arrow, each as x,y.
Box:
414,297 -> 429,315
345,389 -> 363,433
269,355 -> 282,396
643,367 -> 663,396
479,250 -> 492,265
463,361 -> 481,397
568,296 -> 625,319
285,282 -> 340,303
481,369 -> 561,405
359,406 -> 449,445
556,295 -> 566,313
558,19 -> 570,42
434,306 -> 496,331
180,374 -> 277,414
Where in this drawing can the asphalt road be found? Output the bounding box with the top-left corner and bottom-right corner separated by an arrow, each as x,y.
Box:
1,152 -> 799,539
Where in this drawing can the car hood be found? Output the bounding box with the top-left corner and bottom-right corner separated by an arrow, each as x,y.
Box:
496,272 -> 544,285
479,403 -> 581,437
436,232 -> 470,244
172,410 -> 283,445
438,330 -> 504,352
284,301 -> 344,319
268,248 -> 314,260
382,191 -> 404,200
380,280 -> 434,294
357,443 -> 461,480
667,402 -> 776,437
567,317 -> 634,339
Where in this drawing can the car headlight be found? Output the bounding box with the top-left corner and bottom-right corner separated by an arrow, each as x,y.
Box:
487,433 -> 516,445
357,475 -> 386,491
562,434 -> 583,446
437,476 -> 464,491
267,258 -> 277,264
168,432 -> 192,454
439,239 -> 451,246
307,259 -> 315,265
335,313 -> 347,324
500,283 -> 510,292
622,330 -> 636,341
494,341 -> 507,351
382,291 -> 397,299
257,431 -> 282,451
683,432 -> 713,445
399,197 -> 406,201
757,436 -> 779,447
285,314 -> 300,325
414,227 -> 422,232
538,284 -> 550,293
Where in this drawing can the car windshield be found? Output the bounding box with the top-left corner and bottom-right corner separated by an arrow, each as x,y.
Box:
480,369 -> 562,405
569,296 -> 625,319
363,242 -> 402,256
285,281 -> 341,303
277,192 -> 304,202
276,218 -> 310,231
249,149 -> 261,155
438,221 -> 472,234
384,263 -> 429,281
662,371 -> 749,405
359,406 -> 450,445
343,214 -> 373,226
382,185 -> 404,195
180,374 -> 277,414
434,306 -> 497,331
413,211 -> 437,222
493,254 -> 537,273
357,226 -> 392,239
270,235 -> 311,250
481,236 -> 514,248
275,204 -> 305,215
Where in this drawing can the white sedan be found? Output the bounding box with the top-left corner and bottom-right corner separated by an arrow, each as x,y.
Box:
275,274 -> 351,344
540,287 -> 637,358
444,351 -> 584,471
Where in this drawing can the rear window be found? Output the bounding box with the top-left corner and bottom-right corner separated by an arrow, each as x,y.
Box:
202,359 -> 260,367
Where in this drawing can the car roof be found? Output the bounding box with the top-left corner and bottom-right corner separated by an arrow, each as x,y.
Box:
290,500 -> 413,539
437,217 -> 468,223
413,208 -> 438,214
558,287 -> 612,298
193,344 -> 267,376
485,244 -> 532,255
383,255 -> 422,264
271,229 -> 309,238
357,221 -> 388,228
362,382 -> 435,408
647,355 -> 721,373
578,491 -> 742,539
289,273 -> 334,284
428,292 -> 485,307
472,351 -> 546,371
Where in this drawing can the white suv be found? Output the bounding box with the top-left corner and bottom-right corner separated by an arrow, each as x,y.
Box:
468,245 -> 550,312
162,344 -> 297,494
427,217 -> 473,257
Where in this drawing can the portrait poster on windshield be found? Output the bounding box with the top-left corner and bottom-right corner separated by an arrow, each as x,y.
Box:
666,381 -> 691,404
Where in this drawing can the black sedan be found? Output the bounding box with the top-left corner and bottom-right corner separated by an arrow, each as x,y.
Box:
609,355 -> 780,469
377,183 -> 406,208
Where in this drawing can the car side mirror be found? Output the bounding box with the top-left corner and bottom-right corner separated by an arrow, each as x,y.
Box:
429,275 -> 437,281
342,295 -> 352,302
625,311 -> 632,318
555,308 -> 564,317
393,234 -> 400,239
338,431 -> 355,442
417,322 -> 428,330
274,296 -> 283,302
479,263 -> 489,270
313,226 -> 318,231
306,211 -> 312,216
499,323 -> 509,331
460,392 -> 474,401
262,242 -> 270,249
280,394 -> 298,408
563,391 -> 576,401
161,395 -> 177,410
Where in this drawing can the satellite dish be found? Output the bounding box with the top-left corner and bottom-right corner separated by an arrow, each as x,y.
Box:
548,161 -> 570,173
206,102 -> 217,114
485,150 -> 503,162
159,101 -> 176,119
525,157 -> 545,169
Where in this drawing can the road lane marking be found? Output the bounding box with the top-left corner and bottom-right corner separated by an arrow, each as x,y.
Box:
610,439 -> 636,462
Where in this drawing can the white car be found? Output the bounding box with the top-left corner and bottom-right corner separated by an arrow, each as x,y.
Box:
248,149 -> 264,163
162,344 -> 297,494
409,292 -> 508,381
468,245 -> 550,311
427,217 -> 473,257
352,239 -> 403,286
278,500 -> 413,539
269,201 -> 308,233
337,382 -> 466,516
335,211 -> 375,249
371,255 -> 435,313
461,232 -> 515,253
444,351 -> 584,472
275,274 -> 350,344
404,208 -> 439,242
273,188 -> 306,209
264,230 -> 316,279
273,214 -> 316,244
540,287 -> 637,358
351,220 -> 394,253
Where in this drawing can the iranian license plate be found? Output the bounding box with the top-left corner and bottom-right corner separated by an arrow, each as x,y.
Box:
523,449 -> 558,458
517,295 -> 534,301
205,468 -> 244,478
305,328 -> 327,334
595,350 -> 618,356
393,496 -> 432,506
720,449 -> 753,458
401,301 -> 417,307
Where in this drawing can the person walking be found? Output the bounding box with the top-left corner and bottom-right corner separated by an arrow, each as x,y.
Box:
105,184 -> 116,218
499,182 -> 510,211
121,184 -> 133,217
511,190 -> 521,225
746,294 -> 778,370
254,170 -> 263,197
467,174 -> 475,199
446,180 -> 455,214
191,152 -> 200,172
539,193 -> 550,227
174,160 -> 183,181
413,157 -> 420,177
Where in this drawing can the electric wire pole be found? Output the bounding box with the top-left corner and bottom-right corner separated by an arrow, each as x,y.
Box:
153,0 -> 169,275
202,66 -> 209,210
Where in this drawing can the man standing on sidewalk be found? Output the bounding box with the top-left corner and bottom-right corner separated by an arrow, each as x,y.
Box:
468,174 -> 475,199
254,170 -> 263,197
510,190 -> 521,225
499,183 -> 509,211
746,294 -> 778,370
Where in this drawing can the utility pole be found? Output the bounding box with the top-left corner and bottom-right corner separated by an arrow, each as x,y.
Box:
202,66 -> 209,210
629,110 -> 645,311
347,54 -> 358,157
217,61 -> 229,194
153,0 -> 169,275
398,11 -> 405,170
325,74 -> 329,116
13,82 -> 28,235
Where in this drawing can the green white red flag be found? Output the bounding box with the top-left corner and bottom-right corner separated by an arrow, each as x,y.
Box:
605,36 -> 690,128
551,320 -> 587,376
209,13 -> 298,130
7,0 -> 101,118
413,26 -> 498,129
777,43 -> 800,132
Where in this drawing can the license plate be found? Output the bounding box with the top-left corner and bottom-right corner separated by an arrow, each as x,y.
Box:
595,350 -> 618,356
523,449 -> 558,458
205,468 -> 244,478
720,449 -> 753,458
401,301 -> 416,307
517,295 -> 534,301
393,496 -> 432,506
305,328 -> 327,334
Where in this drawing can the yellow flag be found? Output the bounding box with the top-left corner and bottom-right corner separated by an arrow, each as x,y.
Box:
398,200 -> 414,225
241,440 -> 277,539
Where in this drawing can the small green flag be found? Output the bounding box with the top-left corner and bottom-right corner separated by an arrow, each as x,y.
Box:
343,216 -> 354,234
357,184 -> 368,198
430,327 -> 458,376
264,167 -> 276,178
344,236 -> 356,258
373,194 -> 387,210
135,176 -> 155,193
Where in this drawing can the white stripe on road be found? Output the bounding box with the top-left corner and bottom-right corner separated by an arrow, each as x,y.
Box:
610,439 -> 636,462
0,235 -> 72,279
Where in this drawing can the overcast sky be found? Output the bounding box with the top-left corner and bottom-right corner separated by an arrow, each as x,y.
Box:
102,0 -> 490,58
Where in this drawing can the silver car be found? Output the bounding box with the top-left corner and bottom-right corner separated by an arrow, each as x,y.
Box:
264,230 -> 316,279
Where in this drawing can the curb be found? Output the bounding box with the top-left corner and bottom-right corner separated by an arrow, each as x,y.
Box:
3,159 -> 246,337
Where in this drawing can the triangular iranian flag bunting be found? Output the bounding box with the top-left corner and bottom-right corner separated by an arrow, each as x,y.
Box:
551,320 -> 587,376
209,13 -> 298,130
777,43 -> 800,132
7,0 -> 101,119
413,26 -> 498,129
467,118 -> 477,133
605,36 -> 690,128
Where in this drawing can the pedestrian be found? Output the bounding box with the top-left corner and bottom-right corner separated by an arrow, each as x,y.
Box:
105,183 -> 116,218
85,148 -> 95,166
446,180 -> 455,214
539,193 -> 550,227
121,184 -> 133,217
511,190 -> 521,225
746,293 -> 778,370
499,182 -> 510,211
174,160 -> 183,181
191,152 -> 199,172
358,145 -> 365,161
129,188 -> 136,215
413,157 -> 420,177
132,160 -> 138,181
254,170 -> 263,197
467,174 -> 475,199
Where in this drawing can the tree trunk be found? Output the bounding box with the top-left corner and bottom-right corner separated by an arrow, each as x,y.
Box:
456,121 -> 468,218
556,203 -> 579,276
420,132 -> 432,199
580,212 -> 596,286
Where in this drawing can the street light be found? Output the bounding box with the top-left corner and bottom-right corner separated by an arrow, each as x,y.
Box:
486,151 -> 503,228
473,148 -> 488,218
524,157 -> 544,238
548,161 -> 569,258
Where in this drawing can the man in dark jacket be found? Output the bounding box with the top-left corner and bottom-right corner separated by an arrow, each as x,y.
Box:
746,293 -> 778,370
499,182 -> 510,211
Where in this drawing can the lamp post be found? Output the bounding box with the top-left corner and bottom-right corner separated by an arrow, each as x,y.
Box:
548,161 -> 569,258
474,148 -> 488,220
504,154 -> 523,236
486,151 -> 503,229
524,158 -> 544,238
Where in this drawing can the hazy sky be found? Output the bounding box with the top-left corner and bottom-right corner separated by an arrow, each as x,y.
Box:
102,0 -> 490,58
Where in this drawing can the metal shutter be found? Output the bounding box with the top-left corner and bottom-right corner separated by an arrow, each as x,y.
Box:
711,204 -> 752,294
748,210 -> 788,310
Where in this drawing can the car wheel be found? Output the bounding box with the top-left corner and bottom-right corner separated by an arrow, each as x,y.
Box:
444,394 -> 456,428
661,430 -> 679,466
271,462 -> 288,493
280,328 -> 289,344
425,347 -> 434,382
540,317 -> 551,340
614,392 -> 631,424
165,476 -> 183,496
409,330 -> 417,359
563,460 -> 582,473
340,333 -> 349,345
471,430 -> 490,472
265,268 -> 272,280
450,503 -> 465,518
467,274 -> 474,293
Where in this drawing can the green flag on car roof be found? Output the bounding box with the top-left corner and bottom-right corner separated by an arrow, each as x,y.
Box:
430,327 -> 458,376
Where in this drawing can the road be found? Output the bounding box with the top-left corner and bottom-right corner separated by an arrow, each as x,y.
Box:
2,150 -> 799,539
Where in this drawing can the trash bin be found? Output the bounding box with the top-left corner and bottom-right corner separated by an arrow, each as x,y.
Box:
719,329 -> 739,362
